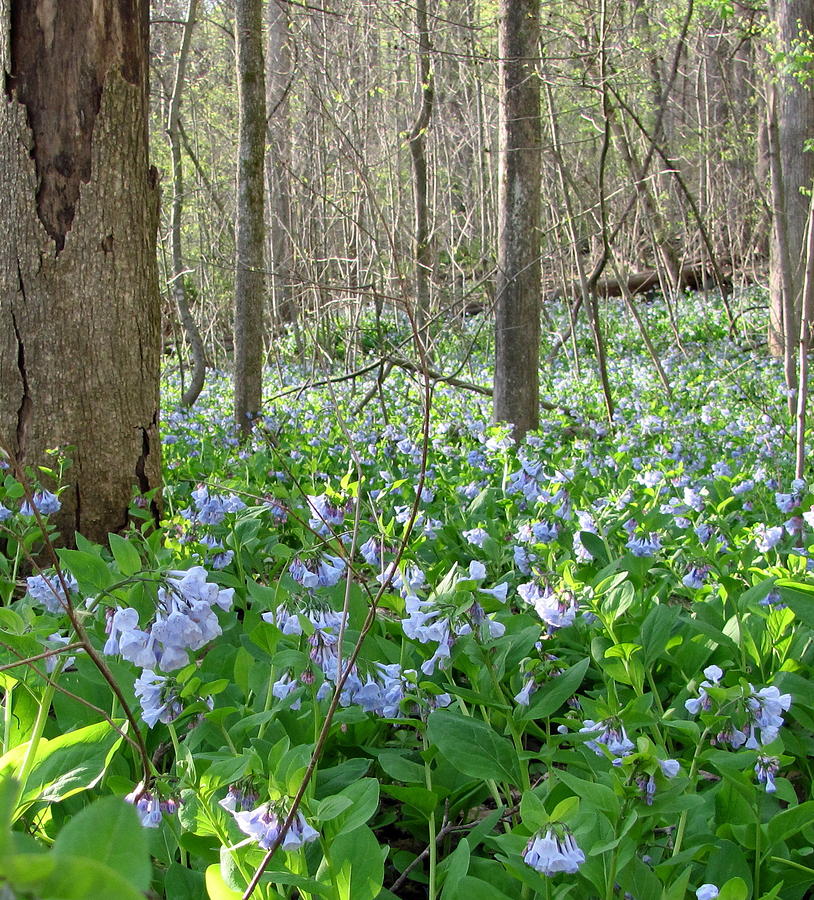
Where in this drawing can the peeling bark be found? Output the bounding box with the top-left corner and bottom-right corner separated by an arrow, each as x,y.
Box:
0,0 -> 161,543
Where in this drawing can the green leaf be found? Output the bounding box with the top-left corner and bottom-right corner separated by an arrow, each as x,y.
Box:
374,749 -> 426,783
580,531 -> 608,565
325,778 -> 380,837
57,548 -> 113,594
641,604 -> 680,664
6,853 -> 145,900
448,875 -> 515,900
165,862 -> 206,900
601,579 -> 634,621
0,720 -> 119,814
108,533 -> 142,576
522,657 -> 590,721
53,796 -> 150,890
440,838 -> 470,897
767,800 -> 814,846
718,876 -> 749,900
380,784 -> 438,818
205,864 -> 243,900
427,709 -> 519,784
777,580 -> 814,630
329,825 -> 386,900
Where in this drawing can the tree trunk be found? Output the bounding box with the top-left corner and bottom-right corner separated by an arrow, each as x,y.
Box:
234,0 -> 266,434
167,0 -> 206,408
768,0 -> 814,379
408,0 -> 434,350
266,0 -> 296,330
0,0 -> 161,544
493,0 -> 542,440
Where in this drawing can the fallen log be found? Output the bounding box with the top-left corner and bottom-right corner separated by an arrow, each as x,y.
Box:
544,261 -> 731,303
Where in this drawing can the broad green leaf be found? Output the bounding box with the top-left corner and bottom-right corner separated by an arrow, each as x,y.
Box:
522,657 -> 590,720
6,853 -> 145,900
427,709 -> 519,784
329,824 -> 386,900
325,778 -> 380,837
53,796 -> 150,890
440,838 -> 470,897
374,749 -> 426,783
380,784 -> 438,818
718,877 -> 749,900
777,580 -> 814,630
108,533 -> 142,576
57,548 -> 113,594
641,604 -> 680,664
448,875 -> 515,900
206,864 -> 243,900
1,720 -> 119,813
767,800 -> 814,846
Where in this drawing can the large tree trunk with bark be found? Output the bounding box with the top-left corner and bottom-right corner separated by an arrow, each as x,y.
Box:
0,0 -> 161,544
234,0 -> 266,434
493,0 -> 542,440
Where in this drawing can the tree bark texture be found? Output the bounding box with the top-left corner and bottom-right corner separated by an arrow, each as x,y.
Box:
234,0 -> 266,433
408,0 -> 433,347
168,0 -> 206,408
0,0 -> 161,543
493,0 -> 542,440
768,0 -> 814,365
266,0 -> 296,330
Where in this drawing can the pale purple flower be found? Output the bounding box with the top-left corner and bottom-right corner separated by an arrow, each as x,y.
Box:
696,885 -> 719,900
755,755 -> 780,793
580,718 -> 635,758
517,582 -> 578,630
26,571 -> 78,614
20,490 -> 61,517
463,527 -> 490,547
754,524 -> 784,553
523,828 -> 585,876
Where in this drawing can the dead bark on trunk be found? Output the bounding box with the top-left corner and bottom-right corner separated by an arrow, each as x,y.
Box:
0,0 -> 161,544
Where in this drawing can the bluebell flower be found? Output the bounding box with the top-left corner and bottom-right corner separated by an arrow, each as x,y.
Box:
775,492 -> 799,514
518,582 -> 578,631
685,664 -> 723,715
626,532 -> 661,557
306,493 -> 347,535
754,524 -> 783,552
463,527 -> 489,547
26,571 -> 78,613
125,783 -> 165,828
134,669 -> 182,727
754,754 -> 780,793
523,827 -> 585,875
20,490 -> 61,516
580,718 -> 635,758
682,565 -> 710,590
696,885 -> 719,900
0,503 -> 12,521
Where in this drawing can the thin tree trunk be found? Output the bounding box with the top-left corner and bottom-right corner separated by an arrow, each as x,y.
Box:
493,0 -> 542,440
408,0 -> 434,351
167,0 -> 206,407
795,191 -> 814,480
266,0 -> 296,331
234,0 -> 266,434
